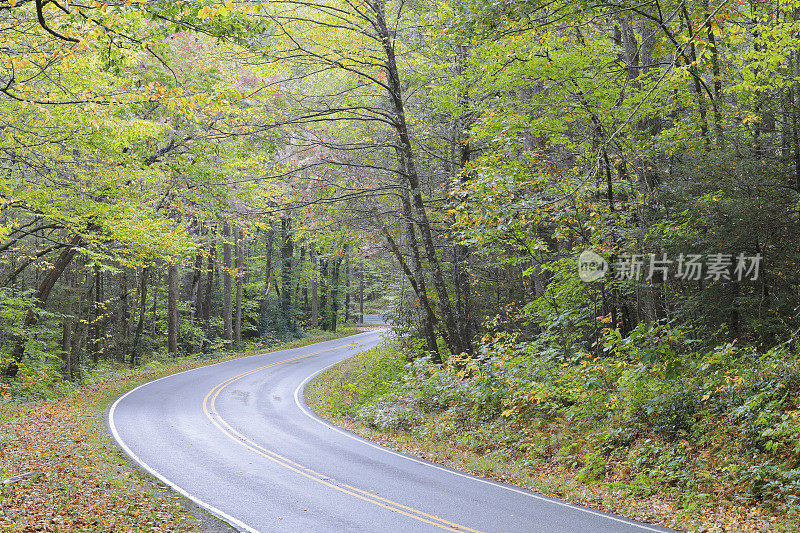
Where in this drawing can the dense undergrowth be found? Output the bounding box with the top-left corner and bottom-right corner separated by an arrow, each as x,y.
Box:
1,328 -> 358,403
0,328 -> 358,532
307,333 -> 800,532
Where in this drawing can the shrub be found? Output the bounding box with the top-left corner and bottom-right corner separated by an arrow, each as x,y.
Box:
741,461 -> 800,508
358,396 -> 416,430
639,390 -> 699,442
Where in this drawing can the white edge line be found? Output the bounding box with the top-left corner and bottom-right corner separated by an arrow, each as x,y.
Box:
107,331 -> 382,533
293,337 -> 672,533
109,374 -> 260,533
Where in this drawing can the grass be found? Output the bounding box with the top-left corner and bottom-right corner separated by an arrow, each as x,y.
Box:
305,341 -> 800,533
0,328 -> 360,532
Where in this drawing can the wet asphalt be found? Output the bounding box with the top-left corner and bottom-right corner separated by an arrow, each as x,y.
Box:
109,329 -> 676,533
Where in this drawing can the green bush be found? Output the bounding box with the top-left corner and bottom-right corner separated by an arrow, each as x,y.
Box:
358,396 -> 417,430
319,326 -> 800,518
741,461 -> 800,508
639,389 -> 699,442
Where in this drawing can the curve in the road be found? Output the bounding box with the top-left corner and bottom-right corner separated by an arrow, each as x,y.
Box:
109,330 -> 676,533
291,361 -> 668,533
110,367 -> 259,533
203,350 -> 481,533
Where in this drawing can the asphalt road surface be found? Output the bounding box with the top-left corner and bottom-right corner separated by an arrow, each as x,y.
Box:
109,330 -> 675,533
362,314 -> 387,325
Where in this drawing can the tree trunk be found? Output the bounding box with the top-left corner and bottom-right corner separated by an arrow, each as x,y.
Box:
619,16 -> 661,327
294,246 -> 305,321
189,229 -> 204,324
118,267 -> 130,362
192,253 -> 204,352
311,246 -> 319,328
379,219 -> 440,359
280,218 -> 294,336
453,243 -> 473,348
319,258 -> 328,331
330,256 -> 342,332
150,268 -> 158,334
373,1 -> 466,356
167,262 -> 179,357
294,246 -> 304,306
303,247 -> 310,322
260,224 -> 276,327
61,266 -> 74,378
400,193 -> 442,358
91,262 -> 103,364
344,245 -> 351,324
71,270 -> 94,380
223,223 -> 233,341
359,257 -> 365,323
234,228 -> 243,343
132,266 -> 150,365
203,232 -> 215,333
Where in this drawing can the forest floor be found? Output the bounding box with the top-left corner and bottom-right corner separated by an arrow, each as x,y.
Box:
305,342 -> 800,533
0,329 -> 359,532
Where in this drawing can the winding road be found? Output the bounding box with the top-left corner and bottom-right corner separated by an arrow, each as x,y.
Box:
108,329 -> 674,532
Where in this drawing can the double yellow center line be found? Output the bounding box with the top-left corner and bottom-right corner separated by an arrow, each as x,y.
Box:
202,346 -> 482,532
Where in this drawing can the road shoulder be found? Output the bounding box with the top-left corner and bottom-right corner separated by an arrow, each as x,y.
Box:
304,342 -> 795,533
0,330 -> 359,532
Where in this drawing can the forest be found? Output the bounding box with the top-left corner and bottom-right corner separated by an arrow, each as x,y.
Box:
3,0 -> 800,529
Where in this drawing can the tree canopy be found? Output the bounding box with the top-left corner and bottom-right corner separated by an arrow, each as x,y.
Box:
3,0 -> 800,518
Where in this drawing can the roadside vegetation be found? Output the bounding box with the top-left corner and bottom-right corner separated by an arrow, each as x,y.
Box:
307,340 -> 800,533
1,329 -> 357,532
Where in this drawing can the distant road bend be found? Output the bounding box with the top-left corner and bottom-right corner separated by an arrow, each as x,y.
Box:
109,330 -> 675,533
